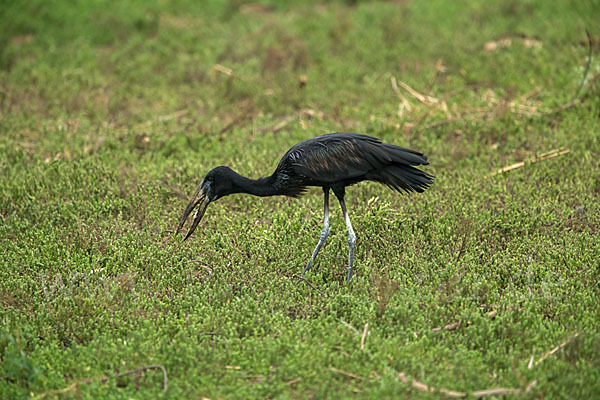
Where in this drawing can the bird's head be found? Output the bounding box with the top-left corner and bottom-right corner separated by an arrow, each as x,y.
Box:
176,166 -> 237,240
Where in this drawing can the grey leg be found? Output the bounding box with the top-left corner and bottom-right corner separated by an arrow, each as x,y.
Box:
302,188 -> 330,277
338,198 -> 356,282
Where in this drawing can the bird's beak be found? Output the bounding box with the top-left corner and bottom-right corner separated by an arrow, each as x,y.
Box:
176,182 -> 210,241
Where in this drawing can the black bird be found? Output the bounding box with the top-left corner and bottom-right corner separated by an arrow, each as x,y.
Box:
177,133 -> 433,282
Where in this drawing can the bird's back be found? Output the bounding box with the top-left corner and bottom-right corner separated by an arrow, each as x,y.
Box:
275,133 -> 433,195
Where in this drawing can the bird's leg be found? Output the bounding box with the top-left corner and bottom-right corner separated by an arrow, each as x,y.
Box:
302,188 -> 330,277
338,197 -> 356,283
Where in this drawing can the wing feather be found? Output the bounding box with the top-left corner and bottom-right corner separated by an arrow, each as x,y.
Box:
277,133 -> 433,192
286,134 -> 375,183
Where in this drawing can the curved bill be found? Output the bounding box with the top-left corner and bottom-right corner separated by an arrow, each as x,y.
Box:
176,184 -> 210,241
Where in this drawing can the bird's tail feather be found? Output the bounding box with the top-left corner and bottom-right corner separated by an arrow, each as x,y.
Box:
381,165 -> 433,193
372,143 -> 433,193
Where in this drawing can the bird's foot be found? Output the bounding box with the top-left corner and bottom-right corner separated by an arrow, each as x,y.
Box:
302,259 -> 313,277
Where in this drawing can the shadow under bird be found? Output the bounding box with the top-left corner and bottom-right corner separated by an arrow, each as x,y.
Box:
177,133 -> 433,282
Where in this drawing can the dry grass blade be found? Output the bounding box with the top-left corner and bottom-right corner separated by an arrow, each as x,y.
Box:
396,79 -> 440,105
286,377 -> 302,385
397,372 -> 537,398
485,92 -> 543,116
398,373 -> 464,397
486,148 -> 570,178
330,367 -> 363,380
158,109 -> 188,122
360,322 -> 368,349
390,76 -> 412,113
290,273 -> 325,295
259,116 -> 294,134
432,321 -> 460,332
575,30 -> 594,99
271,117 -> 292,133
440,388 -> 470,398
211,63 -> 233,79
340,319 -> 360,336
472,387 -> 521,397
518,86 -> 543,102
530,333 -> 580,368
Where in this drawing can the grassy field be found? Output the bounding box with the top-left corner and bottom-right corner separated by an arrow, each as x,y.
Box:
1,0 -> 599,398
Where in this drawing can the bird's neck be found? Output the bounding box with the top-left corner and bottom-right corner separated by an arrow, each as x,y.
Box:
232,172 -> 280,197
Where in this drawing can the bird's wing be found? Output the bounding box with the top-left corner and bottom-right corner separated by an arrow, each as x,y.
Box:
282,133 -> 389,183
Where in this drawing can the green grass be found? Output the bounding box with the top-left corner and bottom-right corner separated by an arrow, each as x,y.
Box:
1,0 -> 600,398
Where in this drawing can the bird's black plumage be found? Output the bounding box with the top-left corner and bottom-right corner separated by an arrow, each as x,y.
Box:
177,132 -> 433,282
273,133 -> 433,195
